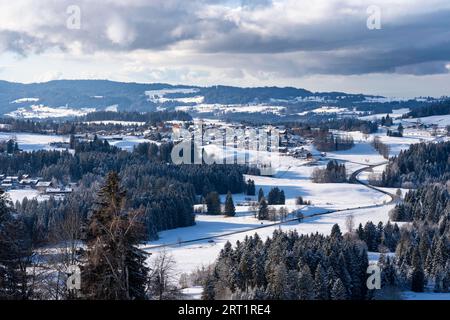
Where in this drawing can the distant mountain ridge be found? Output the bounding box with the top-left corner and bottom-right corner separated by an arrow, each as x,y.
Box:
0,79 -> 442,118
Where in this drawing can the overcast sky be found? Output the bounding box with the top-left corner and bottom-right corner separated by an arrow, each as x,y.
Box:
0,0 -> 449,97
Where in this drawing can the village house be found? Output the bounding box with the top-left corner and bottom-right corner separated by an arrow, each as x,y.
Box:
35,181 -> 53,193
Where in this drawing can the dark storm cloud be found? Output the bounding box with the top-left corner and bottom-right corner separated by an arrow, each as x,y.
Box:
0,0 -> 449,76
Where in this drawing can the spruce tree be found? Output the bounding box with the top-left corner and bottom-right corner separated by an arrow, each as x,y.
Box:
202,273 -> 216,300
411,248 -> 425,293
258,198 -> 269,220
0,189 -> 31,300
267,263 -> 288,299
224,192 -> 236,217
330,278 -> 348,300
258,188 -> 264,202
331,224 -> 343,241
314,264 -> 329,300
205,192 -> 221,215
279,190 -> 286,205
246,180 -> 256,196
82,172 -> 149,300
297,265 -> 315,300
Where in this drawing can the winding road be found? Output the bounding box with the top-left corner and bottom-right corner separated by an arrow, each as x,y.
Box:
143,161 -> 398,251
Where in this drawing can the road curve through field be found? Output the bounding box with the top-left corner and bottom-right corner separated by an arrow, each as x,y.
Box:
143,162 -> 397,251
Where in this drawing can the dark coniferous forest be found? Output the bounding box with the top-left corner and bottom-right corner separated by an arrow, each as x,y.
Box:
382,142 -> 450,188
5,139 -> 251,242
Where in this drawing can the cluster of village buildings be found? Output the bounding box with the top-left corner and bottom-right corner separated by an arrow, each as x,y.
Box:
0,174 -> 73,196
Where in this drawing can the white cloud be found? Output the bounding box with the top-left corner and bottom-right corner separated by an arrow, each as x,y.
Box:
0,0 -> 449,97
106,16 -> 136,45
33,71 -> 63,83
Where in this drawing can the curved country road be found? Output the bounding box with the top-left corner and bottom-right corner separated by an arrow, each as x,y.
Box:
143,162 -> 397,251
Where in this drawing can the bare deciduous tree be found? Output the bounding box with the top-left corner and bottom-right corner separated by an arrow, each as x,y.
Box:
345,215 -> 355,233
148,249 -> 180,300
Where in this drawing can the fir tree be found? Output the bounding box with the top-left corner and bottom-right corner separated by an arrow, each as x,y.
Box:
267,263 -> 288,299
258,198 -> 269,220
82,172 -> 149,300
331,224 -> 343,241
246,180 -> 256,196
224,192 -> 236,217
202,273 -> 216,300
330,278 -> 348,300
279,190 -> 286,205
258,188 -> 264,202
297,265 -> 315,300
411,248 -> 425,293
0,189 -> 31,300
314,264 -> 329,300
205,192 -> 221,215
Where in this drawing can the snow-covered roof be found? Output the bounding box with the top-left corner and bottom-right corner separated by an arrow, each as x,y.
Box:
36,181 -> 52,187
46,187 -> 72,193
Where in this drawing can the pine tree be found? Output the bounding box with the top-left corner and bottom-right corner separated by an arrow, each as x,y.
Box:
0,189 -> 31,300
411,248 -> 425,293
82,172 -> 149,300
330,278 -> 348,300
258,198 -> 269,220
398,123 -> 404,136
331,224 -> 343,241
364,222 -> 378,251
297,265 -> 315,300
267,188 -> 276,205
246,180 -> 256,196
205,192 -> 221,215
314,264 -> 329,300
356,223 -> 365,241
432,238 -> 448,276
6,139 -> 14,154
202,273 -> 216,300
433,267 -> 445,293
69,134 -> 76,149
224,192 -> 236,217
267,263 -> 288,299
238,250 -> 252,292
252,248 -> 266,289
279,190 -> 286,205
258,188 -> 264,202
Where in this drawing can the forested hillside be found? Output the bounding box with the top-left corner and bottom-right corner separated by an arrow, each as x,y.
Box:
82,110 -> 192,123
390,184 -> 449,222
405,100 -> 450,118
386,183 -> 450,294
0,110 -> 192,134
4,139 -> 252,242
382,142 -> 450,188
203,226 -> 370,300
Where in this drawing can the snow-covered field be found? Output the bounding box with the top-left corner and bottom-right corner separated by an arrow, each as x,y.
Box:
145,142 -> 394,280
359,108 -> 410,121
6,105 -> 95,119
0,132 -> 70,152
403,114 -> 450,127
316,138 -> 386,164
145,88 -> 202,104
102,135 -> 160,151
312,106 -> 349,114
6,189 -> 53,203
333,126 -> 439,158
145,131 -> 449,298
7,189 -> 39,203
145,204 -> 394,281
